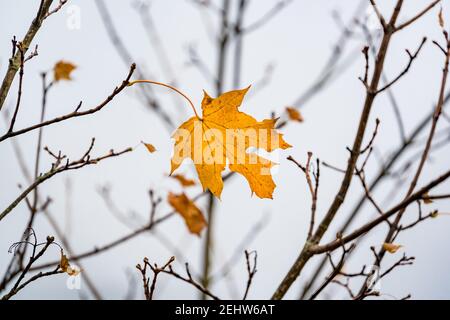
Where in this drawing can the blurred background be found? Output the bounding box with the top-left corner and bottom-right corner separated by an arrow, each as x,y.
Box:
1,0 -> 450,299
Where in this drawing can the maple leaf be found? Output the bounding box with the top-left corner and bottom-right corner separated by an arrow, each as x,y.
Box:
383,243 -> 402,254
171,174 -> 196,187
142,142 -> 156,153
170,87 -> 291,199
168,192 -> 206,236
286,107 -> 304,122
54,61 -> 76,81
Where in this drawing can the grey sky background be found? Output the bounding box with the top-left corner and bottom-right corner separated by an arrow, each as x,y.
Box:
1,0 -> 450,299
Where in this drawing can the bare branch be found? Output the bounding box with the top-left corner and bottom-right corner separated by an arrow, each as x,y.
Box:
395,0 -> 441,32
0,64 -> 136,142
243,250 -> 257,300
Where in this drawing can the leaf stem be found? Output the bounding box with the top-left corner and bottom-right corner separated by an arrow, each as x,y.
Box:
128,80 -> 200,119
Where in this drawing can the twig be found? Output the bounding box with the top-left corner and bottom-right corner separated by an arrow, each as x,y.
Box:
369,0 -> 387,31
7,43 -> 25,133
287,154 -> 320,240
243,0 -> 292,34
94,0 -> 173,129
136,256 -> 174,300
310,167 -> 450,254
309,244 -> 355,300
376,37 -> 427,94
0,64 -> 136,142
0,142 -> 133,222
242,250 -> 257,300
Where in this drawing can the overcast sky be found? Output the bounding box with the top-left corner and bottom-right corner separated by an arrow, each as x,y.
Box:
1,0 -> 450,299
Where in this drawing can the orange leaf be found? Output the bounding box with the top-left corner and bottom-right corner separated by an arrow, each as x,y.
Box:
60,253 -> 70,272
142,142 -> 156,153
54,61 -> 76,81
171,174 -> 196,187
383,243 -> 402,254
170,87 -> 291,199
286,107 -> 304,122
168,192 -> 206,236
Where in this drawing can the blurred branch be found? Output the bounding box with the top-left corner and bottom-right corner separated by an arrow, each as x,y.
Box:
0,139 -> 133,222
201,0 -> 231,300
94,0 -> 174,129
210,212 -> 269,284
233,0 -> 249,88
242,0 -> 292,34
29,173 -> 234,274
277,1 -> 368,129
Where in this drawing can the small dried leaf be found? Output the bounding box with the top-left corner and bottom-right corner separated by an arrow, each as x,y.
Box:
54,61 -> 76,81
143,142 -> 156,153
422,192 -> 433,204
431,210 -> 439,218
286,107 -> 304,122
168,192 -> 207,236
171,174 -> 196,187
60,253 -> 70,272
383,243 -> 402,254
439,7 -> 444,28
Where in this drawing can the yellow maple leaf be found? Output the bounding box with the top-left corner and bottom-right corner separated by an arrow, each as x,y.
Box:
383,243 -> 402,254
170,87 -> 291,199
286,107 -> 304,122
168,192 -> 207,236
54,61 -> 76,81
171,174 -> 196,187
142,142 -> 156,153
